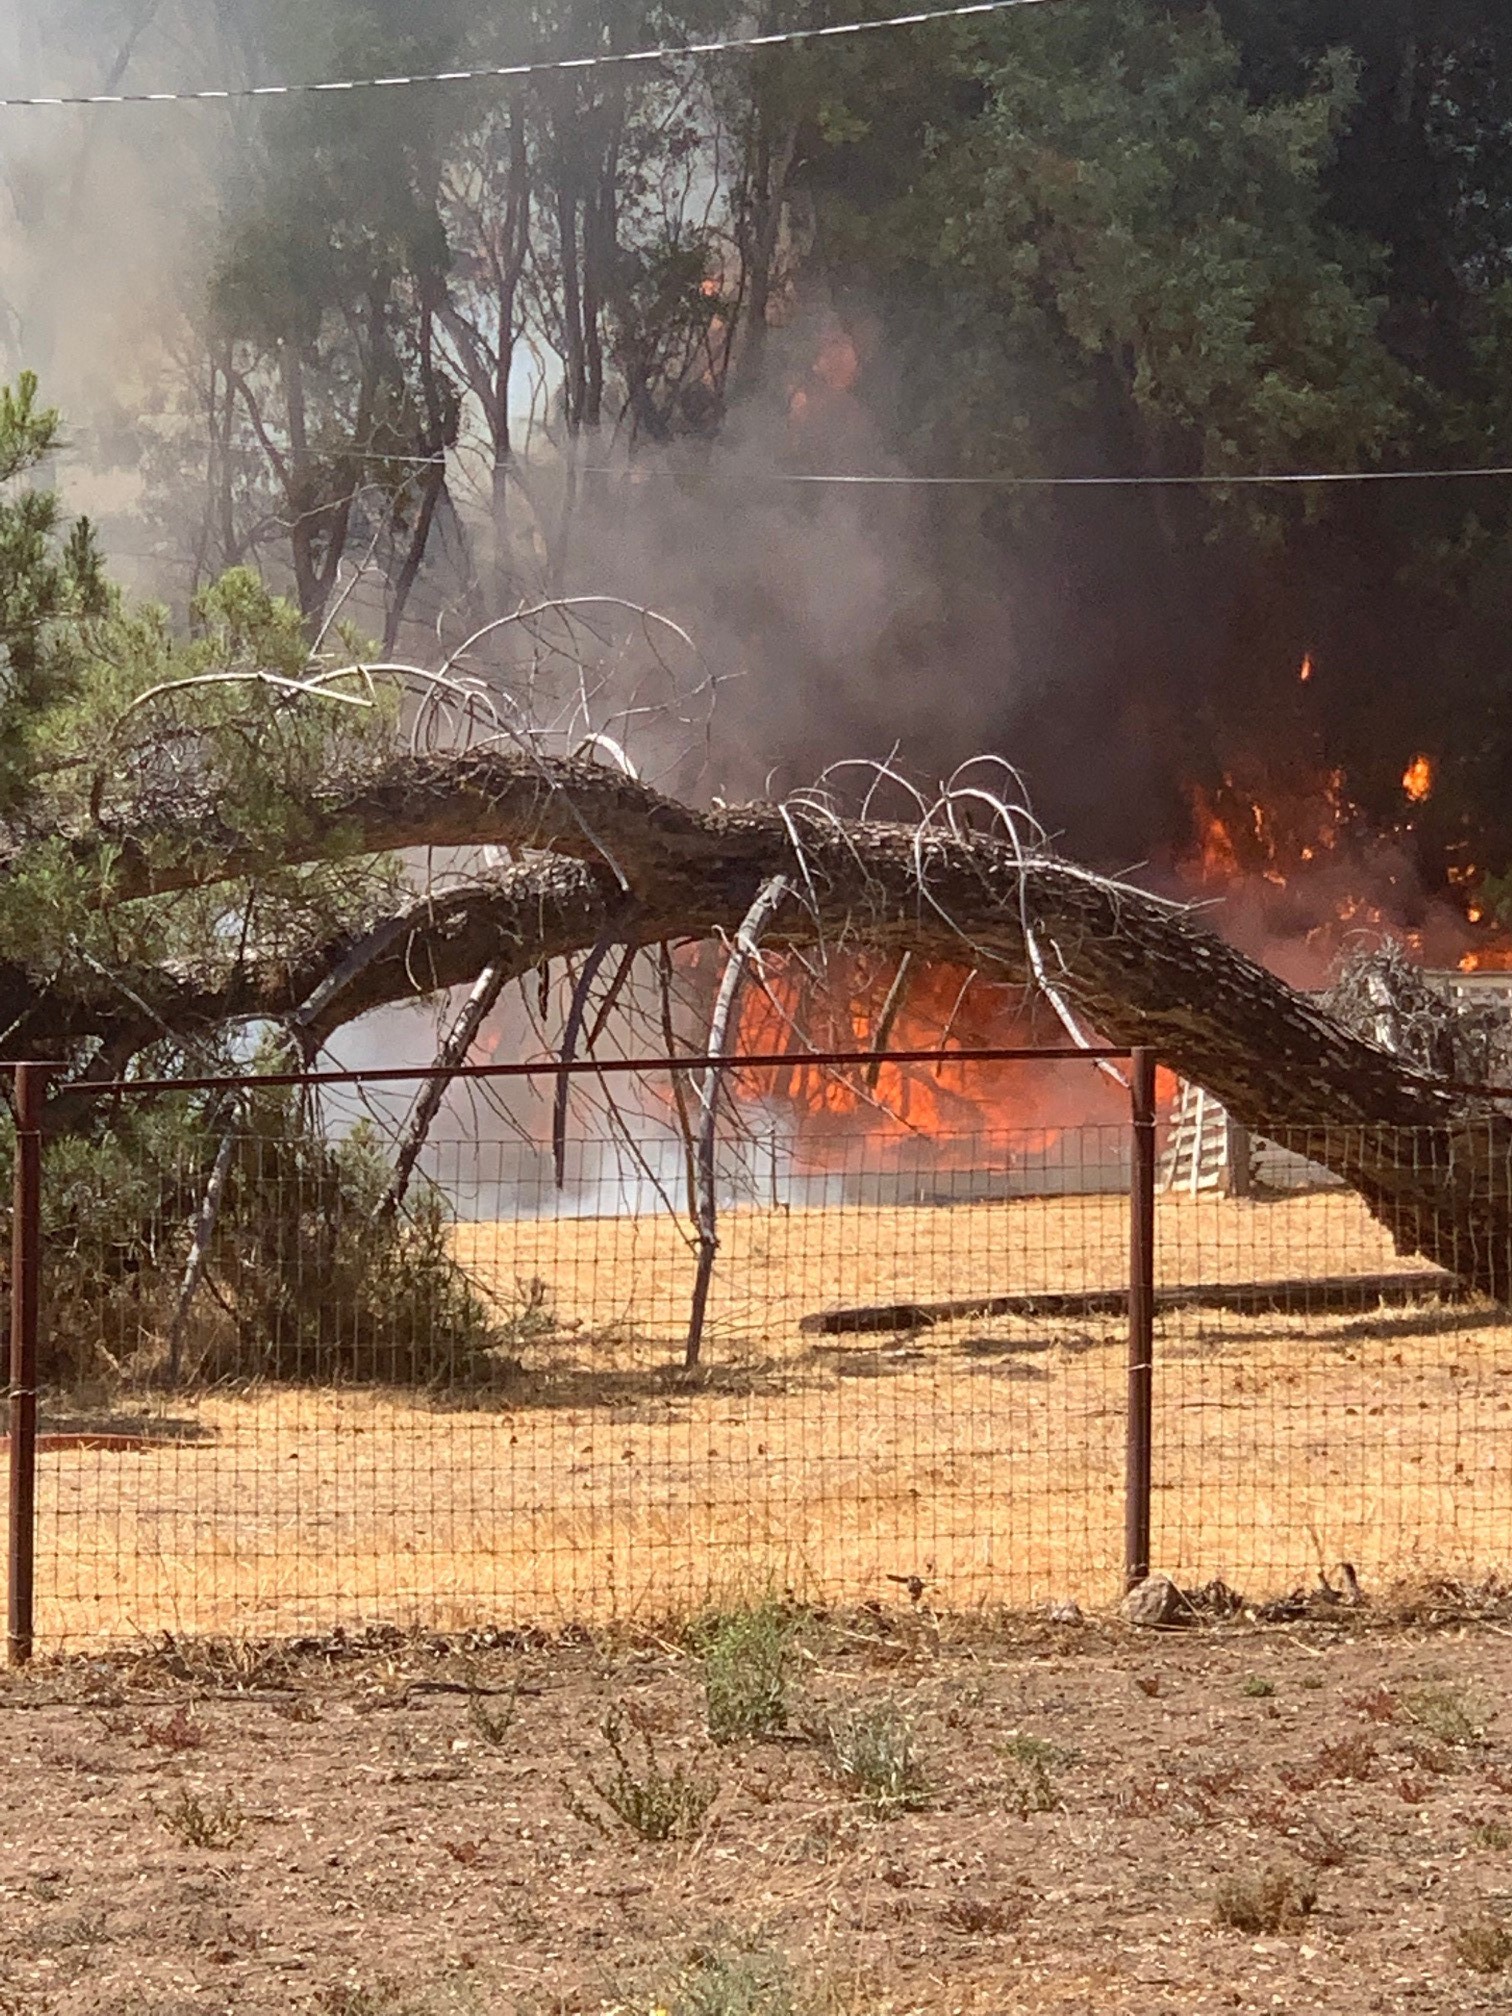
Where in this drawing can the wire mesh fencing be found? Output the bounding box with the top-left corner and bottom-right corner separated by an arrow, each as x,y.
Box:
1153,1123 -> 1512,1599
3,1058 -> 1510,1653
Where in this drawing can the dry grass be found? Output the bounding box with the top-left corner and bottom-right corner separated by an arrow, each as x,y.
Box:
9,1191 -> 1511,1650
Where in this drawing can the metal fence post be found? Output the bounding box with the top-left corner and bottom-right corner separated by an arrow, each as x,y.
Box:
8,1062 -> 46,1665
1126,1047 -> 1157,1589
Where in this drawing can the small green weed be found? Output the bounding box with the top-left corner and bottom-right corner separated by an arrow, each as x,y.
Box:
1402,1683 -> 1486,1748
155,1785 -> 246,1850
466,1683 -> 518,1748
1474,1821 -> 1512,1851
823,1701 -> 931,1817
1214,1866 -> 1317,1935
1454,1916 -> 1512,1974
565,1707 -> 717,1842
697,1601 -> 795,1745
1001,1734 -> 1066,1816
1242,1676 -> 1276,1699
652,1938 -> 801,2016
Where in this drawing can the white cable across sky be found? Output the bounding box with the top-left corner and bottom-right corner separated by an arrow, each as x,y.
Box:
151,444 -> 1512,484
0,0 -> 1070,111
581,463 -> 1512,487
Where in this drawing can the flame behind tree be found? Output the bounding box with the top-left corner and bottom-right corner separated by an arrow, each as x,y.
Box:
0,382 -> 1511,1318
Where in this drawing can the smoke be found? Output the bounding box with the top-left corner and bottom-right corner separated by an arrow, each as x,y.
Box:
0,3 -> 1487,1034
0,8 -> 1160,854
0,6 -> 227,529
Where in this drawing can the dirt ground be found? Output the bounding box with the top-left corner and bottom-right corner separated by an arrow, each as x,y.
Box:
5,1609 -> 1512,2014
12,1193 -> 1512,1650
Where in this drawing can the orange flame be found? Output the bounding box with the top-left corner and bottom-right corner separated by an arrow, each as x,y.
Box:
1189,785 -> 1241,884
1298,653 -> 1313,683
715,953 -> 1130,1172
1402,753 -> 1433,804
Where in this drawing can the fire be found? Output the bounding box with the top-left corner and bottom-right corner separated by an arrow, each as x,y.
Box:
1183,769 -> 1349,894
789,321 -> 862,427
1189,784 -> 1241,884
1177,756 -> 1512,983
716,952 -> 1124,1174
1298,653 -> 1313,683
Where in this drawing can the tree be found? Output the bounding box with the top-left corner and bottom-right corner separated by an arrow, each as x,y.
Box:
777,0 -> 1512,877
0,376 -> 1503,1311
0,375 -> 108,816
204,1 -> 469,639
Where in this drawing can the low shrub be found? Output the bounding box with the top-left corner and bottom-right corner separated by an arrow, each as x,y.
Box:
1214,1866 -> 1316,1935
823,1701 -> 931,1817
696,1600 -> 795,1745
566,1707 -> 718,1842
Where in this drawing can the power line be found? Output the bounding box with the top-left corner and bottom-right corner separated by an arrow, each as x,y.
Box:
0,0 -> 1067,111
115,439 -> 1512,485
585,462 -> 1512,488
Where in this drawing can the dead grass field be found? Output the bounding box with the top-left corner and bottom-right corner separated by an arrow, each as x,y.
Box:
9,1192 -> 1511,1651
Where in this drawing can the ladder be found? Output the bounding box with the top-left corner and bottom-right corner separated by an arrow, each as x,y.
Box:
1158,1080 -> 1249,1195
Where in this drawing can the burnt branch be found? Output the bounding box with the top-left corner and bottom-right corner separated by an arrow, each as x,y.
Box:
6,738 -> 1511,1296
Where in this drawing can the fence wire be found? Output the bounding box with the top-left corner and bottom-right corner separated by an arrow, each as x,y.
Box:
1154,1123 -> 1512,1599
3,1063 -> 1510,1650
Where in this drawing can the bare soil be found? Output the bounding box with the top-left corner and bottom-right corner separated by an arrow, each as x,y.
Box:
5,1612 -> 1512,2014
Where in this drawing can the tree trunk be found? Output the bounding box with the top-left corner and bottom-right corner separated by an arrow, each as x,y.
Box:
15,748 -> 1512,1298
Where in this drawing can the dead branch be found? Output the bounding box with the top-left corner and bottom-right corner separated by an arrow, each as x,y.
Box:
379,960 -> 511,1222
9,739 -> 1512,1300
686,875 -> 790,1367
801,1270 -> 1469,1336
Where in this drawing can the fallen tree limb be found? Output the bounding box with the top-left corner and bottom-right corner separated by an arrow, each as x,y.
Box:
8,744 -> 1512,1301
799,1269 -> 1471,1335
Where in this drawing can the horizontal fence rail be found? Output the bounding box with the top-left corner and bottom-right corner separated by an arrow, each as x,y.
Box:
3,1050 -> 1508,1657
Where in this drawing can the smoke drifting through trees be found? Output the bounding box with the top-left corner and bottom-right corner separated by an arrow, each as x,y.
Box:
3,0 -> 1512,932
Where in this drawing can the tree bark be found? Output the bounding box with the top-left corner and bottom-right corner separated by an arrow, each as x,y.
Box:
8,747 -> 1511,1298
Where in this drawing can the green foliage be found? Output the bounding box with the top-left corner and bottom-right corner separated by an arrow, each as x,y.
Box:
653,1938 -> 802,2016
208,1089 -> 504,1385
566,1706 -> 719,1842
0,384 -> 514,1399
466,1683 -> 519,1749
695,1598 -> 796,1745
823,3 -> 1399,493
1000,1733 -> 1065,1815
1454,1916 -> 1512,1975
154,1785 -> 247,1850
822,1700 -> 931,1817
9,1080 -> 512,1392
1400,1683 -> 1487,1748
0,370 -> 108,817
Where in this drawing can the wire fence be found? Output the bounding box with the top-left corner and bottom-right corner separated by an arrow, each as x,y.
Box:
3,1053 -> 1508,1656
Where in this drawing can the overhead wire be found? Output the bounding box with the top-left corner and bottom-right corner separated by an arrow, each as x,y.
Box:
100,446 -> 1512,489
0,0 -> 1070,110
582,462 -> 1512,488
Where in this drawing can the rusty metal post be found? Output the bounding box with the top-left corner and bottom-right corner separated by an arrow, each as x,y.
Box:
8,1062 -> 46,1665
1125,1048 -> 1157,1589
